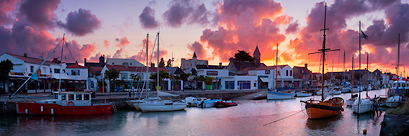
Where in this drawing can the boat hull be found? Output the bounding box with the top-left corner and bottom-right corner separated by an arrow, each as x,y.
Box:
385,96 -> 401,108
16,102 -> 112,115
139,102 -> 186,112
341,88 -> 350,93
346,98 -> 355,106
215,101 -> 238,107
303,97 -> 344,119
267,91 -> 295,100
296,92 -> 312,97
352,99 -> 373,114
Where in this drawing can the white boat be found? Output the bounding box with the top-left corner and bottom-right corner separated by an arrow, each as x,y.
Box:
185,97 -> 207,107
330,90 -> 341,95
128,97 -> 162,110
197,99 -> 222,108
138,100 -> 186,112
352,98 -> 373,114
352,86 -> 360,93
346,98 -> 355,106
267,90 -> 295,100
296,91 -> 312,97
341,87 -> 351,93
316,88 -> 330,95
137,33 -> 186,112
385,96 -> 401,108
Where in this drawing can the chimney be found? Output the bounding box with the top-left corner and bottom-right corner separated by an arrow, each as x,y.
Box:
24,53 -> 27,57
219,63 -> 222,68
84,58 -> 87,65
229,57 -> 234,63
305,63 -> 308,68
151,63 -> 155,68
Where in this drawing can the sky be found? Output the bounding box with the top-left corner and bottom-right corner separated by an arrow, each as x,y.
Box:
2,0 -> 409,75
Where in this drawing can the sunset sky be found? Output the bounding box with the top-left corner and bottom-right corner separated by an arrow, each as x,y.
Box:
2,0 -> 409,75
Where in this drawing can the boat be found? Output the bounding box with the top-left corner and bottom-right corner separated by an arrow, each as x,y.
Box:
374,95 -> 387,107
185,97 -> 207,107
352,25 -> 373,114
385,96 -> 401,108
301,4 -> 344,119
267,43 -> 295,100
346,94 -> 358,106
341,87 -> 351,93
352,98 -> 373,114
197,99 -> 222,108
296,91 -> 312,97
138,32 -> 186,112
128,97 -> 162,110
215,100 -> 238,107
16,92 -> 112,115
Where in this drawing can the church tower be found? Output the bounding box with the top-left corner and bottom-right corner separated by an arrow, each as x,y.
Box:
253,45 -> 260,66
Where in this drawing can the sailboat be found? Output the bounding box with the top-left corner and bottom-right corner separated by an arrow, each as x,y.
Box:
346,56 -> 357,106
300,4 -> 344,119
267,44 -> 296,100
385,34 -> 405,107
138,32 -> 186,112
352,22 -> 373,114
341,51 -> 351,93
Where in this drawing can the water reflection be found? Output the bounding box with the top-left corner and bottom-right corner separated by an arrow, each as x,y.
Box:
306,115 -> 342,130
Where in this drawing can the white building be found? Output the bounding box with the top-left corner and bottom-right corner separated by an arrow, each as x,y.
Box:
106,58 -> 144,67
180,52 -> 208,70
0,53 -> 88,94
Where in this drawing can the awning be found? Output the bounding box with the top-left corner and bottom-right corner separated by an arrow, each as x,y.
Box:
157,91 -> 179,97
260,78 -> 271,82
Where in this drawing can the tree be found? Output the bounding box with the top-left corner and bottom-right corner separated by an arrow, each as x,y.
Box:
166,59 -> 172,67
0,59 -> 13,93
234,50 -> 254,62
179,73 -> 191,89
104,68 -> 120,90
149,70 -> 170,90
159,58 -> 165,67
204,76 -> 214,85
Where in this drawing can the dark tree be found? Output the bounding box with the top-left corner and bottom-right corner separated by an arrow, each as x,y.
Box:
0,59 -> 13,93
104,68 -> 120,88
234,50 -> 254,62
166,59 -> 172,67
149,70 -> 170,90
159,58 -> 165,67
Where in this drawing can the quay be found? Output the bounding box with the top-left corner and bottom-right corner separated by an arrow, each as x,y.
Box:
0,90 -> 263,115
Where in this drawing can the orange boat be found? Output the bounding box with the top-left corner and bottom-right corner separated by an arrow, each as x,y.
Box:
301,3 -> 344,119
302,97 -> 344,119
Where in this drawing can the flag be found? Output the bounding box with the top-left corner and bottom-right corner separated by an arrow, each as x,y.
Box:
361,31 -> 368,39
31,73 -> 38,80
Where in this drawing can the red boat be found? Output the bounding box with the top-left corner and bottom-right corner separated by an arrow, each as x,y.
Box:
215,101 -> 238,107
16,92 -> 112,115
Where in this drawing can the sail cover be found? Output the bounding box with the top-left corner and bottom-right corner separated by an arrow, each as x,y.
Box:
158,91 -> 179,97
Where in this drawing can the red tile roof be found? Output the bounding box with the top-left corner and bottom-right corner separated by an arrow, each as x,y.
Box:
66,64 -> 87,68
106,65 -> 169,72
7,53 -> 58,65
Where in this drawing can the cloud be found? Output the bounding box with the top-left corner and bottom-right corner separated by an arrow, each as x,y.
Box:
104,39 -> 109,48
139,6 -> 159,29
18,0 -> 60,29
57,8 -> 101,36
0,0 -> 19,25
187,41 -> 206,59
285,22 -> 299,34
129,37 -> 168,65
113,48 -> 123,58
115,37 -> 130,48
163,0 -> 211,27
61,40 -> 97,63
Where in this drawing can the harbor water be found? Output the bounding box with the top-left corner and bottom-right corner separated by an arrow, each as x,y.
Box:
0,89 -> 388,136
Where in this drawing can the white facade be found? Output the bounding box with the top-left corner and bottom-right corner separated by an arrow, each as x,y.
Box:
180,57 -> 208,70
106,58 -> 144,66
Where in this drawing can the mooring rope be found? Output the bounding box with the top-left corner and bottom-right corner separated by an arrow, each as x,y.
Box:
263,109 -> 306,126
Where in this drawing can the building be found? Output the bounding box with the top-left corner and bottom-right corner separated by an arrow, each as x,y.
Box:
180,52 -> 208,70
106,58 -> 144,67
84,56 -> 106,77
293,64 -> 314,88
225,46 -> 266,75
0,53 -> 88,94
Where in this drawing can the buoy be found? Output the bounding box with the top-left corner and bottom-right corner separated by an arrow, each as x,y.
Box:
363,129 -> 367,134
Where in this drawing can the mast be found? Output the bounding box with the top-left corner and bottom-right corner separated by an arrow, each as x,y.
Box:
157,32 -> 160,100
343,51 -> 345,85
366,53 -> 369,97
398,34 -> 400,78
320,4 -> 329,101
358,21 -> 361,102
351,56 -> 354,97
59,34 -> 65,92
275,43 -> 278,90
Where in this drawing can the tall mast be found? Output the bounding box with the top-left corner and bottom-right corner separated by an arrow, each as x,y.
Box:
59,34 -> 65,92
366,53 -> 369,97
343,51 -> 345,84
358,21 -> 361,101
396,34 -> 400,77
320,4 -> 329,101
157,32 -> 160,97
142,34 -> 149,100
351,56 -> 354,97
275,43 -> 278,90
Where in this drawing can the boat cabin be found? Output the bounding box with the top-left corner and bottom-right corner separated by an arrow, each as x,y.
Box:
35,92 -> 93,106
389,80 -> 409,96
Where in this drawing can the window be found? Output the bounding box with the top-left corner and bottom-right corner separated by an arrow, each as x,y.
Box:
122,73 -> 128,79
54,68 -> 60,73
42,67 -> 46,74
76,94 -> 82,100
286,70 -> 289,76
61,94 -> 66,100
72,70 -> 80,75
68,94 -> 74,100
112,62 -> 114,65
50,68 -> 52,73
30,66 -> 34,72
84,94 -> 90,100
130,63 -> 132,65
225,81 -> 235,89
54,94 -> 58,99
290,70 -> 292,76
